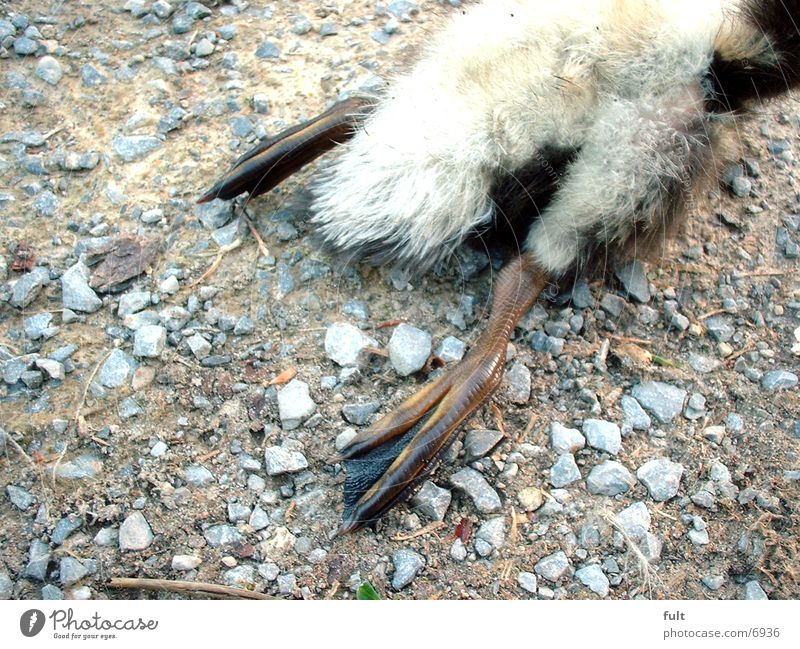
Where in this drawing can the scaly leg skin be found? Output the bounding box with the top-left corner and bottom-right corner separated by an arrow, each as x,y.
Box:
197,96 -> 375,204
336,253 -> 549,534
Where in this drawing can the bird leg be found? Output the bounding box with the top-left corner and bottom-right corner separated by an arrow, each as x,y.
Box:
198,95 -> 374,204
336,253 -> 549,534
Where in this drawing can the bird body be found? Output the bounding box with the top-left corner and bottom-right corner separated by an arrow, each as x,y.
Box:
202,0 -> 800,532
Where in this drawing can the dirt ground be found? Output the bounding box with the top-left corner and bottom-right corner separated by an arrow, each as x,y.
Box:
0,1 -> 798,601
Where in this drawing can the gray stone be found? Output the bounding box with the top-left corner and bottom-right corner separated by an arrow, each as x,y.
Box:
81,63 -> 106,86
550,454 -> 581,488
25,539 -> 51,581
54,455 -> 102,480
13,36 -> 38,55
159,305 -> 191,331
60,557 -> 88,585
435,336 -> 466,362
518,571 -> 538,594
504,362 -> 531,403
196,198 -> 233,229
264,445 -> 309,476
702,575 -> 725,591
37,359 -> 65,381
684,393 -> 707,420
464,429 -> 504,460
61,262 -> 102,313
705,315 -> 735,343
582,419 -> 621,455
112,135 -> 162,162
233,316 -> 255,336
172,555 -> 201,571
183,465 -> 215,486
119,511 -> 154,551
761,370 -> 798,391
186,334 -> 211,360
249,506 -> 270,531
549,422 -> 585,454
324,322 -> 373,367
10,267 -> 50,308
476,517 -> 506,553
41,584 -> 62,599
535,551 -> 570,582
449,467 -> 502,513
412,481 -> 451,521
51,514 -> 82,545
637,458 -> 684,501
118,291 -> 151,317
614,502 -> 651,540
620,395 -> 652,430
7,485 -> 35,510
388,324 -> 432,376
255,41 -> 279,58
203,524 -> 243,548
615,260 -> 650,303
34,190 -> 59,217
631,382 -> 687,423
277,379 -> 316,430
587,461 -> 636,496
99,349 -> 136,388
133,324 -> 166,357
575,564 -> 610,597
392,549 -> 425,590
342,400 -> 380,425
744,580 -> 768,600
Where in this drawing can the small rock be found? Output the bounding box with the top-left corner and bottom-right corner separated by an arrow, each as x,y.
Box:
449,467 -> 502,513
517,487 -> 545,512
133,324 -> 166,358
475,517 -> 506,553
587,461 -> 636,496
183,465 -> 214,486
582,419 -> 621,455
631,382 -> 687,423
575,564 -> 610,597
118,511 -> 154,551
620,395 -> 652,430
342,400 -> 380,426
255,41 -> 280,58
203,524 -> 244,548
463,429 -> 504,460
412,481 -> 452,521
504,362 -> 531,403
25,539 -> 51,581
518,572 -> 538,594
615,260 -> 650,303
277,379 -> 316,430
62,262 -> 102,313
98,349 -> 136,388
7,485 -> 35,510
36,56 -> 62,85
392,549 -> 425,590
324,322 -> 373,367
60,557 -> 88,585
172,555 -> 201,571
761,370 -> 798,391
388,324 -> 432,376
436,336 -> 466,362
637,458 -> 684,501
550,454 -> 581,488
614,502 -> 651,540
534,551 -> 570,582
549,422 -> 585,454
112,135 -> 163,162
10,267 -> 50,308
744,580 -> 768,600
264,445 -> 309,476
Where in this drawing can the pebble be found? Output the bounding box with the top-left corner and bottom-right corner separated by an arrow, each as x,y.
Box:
517,487 -> 545,512
264,445 -> 309,476
13,36 -> 38,55
133,324 -> 166,358
702,575 -> 725,591
51,514 -> 82,545
41,585 -> 62,599
10,267 -> 50,308
277,379 -> 316,430
60,557 -> 88,585
36,55 -> 62,85
518,572 -> 538,594
620,395 -> 652,430
62,262 -> 102,313
575,564 -> 610,597
159,305 -> 191,331
449,467 -> 502,513
705,315 -> 735,343
388,324 -> 432,376
392,549 -> 425,590
411,481 -> 452,521
630,382 -> 687,423
549,421 -> 585,454
54,455 -> 102,480
186,334 -> 211,359
324,322 -> 373,367
534,551 -> 570,582
450,539 -> 467,561
255,41 -> 280,58
7,484 -> 35,510
463,429 -> 504,460
586,461 -> 636,496
342,400 -> 380,425
503,362 -> 531,403
761,370 -> 798,391
118,511 -> 154,551
172,555 -> 201,571
118,291 -> 151,316
744,580 -> 768,600
582,419 -> 621,455
550,454 -> 581,488
637,458 -> 684,501
81,63 -> 107,86
203,524 -> 243,548
615,260 -> 650,303
196,198 -> 233,229
436,336 -> 466,362
614,502 -> 651,540
112,135 -> 163,162
475,517 -> 506,554
99,349 -> 137,388
183,465 -> 215,486
25,539 -> 51,581
684,393 -> 707,420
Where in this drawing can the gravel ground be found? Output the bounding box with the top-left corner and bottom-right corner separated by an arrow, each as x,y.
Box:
1,0 -> 799,601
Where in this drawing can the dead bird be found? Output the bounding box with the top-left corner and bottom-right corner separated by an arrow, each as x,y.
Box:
200,0 -> 800,533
